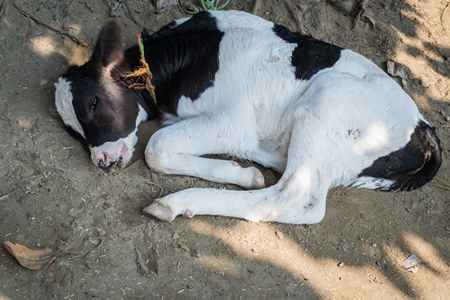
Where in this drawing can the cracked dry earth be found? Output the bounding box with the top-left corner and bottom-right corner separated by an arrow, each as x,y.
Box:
0,0 -> 449,299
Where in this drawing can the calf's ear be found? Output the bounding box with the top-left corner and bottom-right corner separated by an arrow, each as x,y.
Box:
91,19 -> 124,71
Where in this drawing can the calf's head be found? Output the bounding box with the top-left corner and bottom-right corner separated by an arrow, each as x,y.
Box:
55,20 -> 148,168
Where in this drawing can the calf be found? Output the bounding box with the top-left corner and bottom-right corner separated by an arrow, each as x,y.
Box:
55,10 -> 442,224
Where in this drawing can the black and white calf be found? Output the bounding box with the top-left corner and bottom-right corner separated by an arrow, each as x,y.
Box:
55,10 -> 442,224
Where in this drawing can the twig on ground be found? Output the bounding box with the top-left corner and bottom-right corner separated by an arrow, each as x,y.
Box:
78,239 -> 103,259
147,181 -> 164,198
431,177 -> 450,191
0,129 -> 20,134
123,0 -> 142,28
109,0 -> 125,17
0,0 -> 8,21
104,0 -> 142,28
82,0 -> 94,13
284,0 -> 308,34
0,188 -> 19,201
441,2 -> 450,31
11,0 -> 87,47
252,0 -> 261,14
352,0 -> 376,30
431,184 -> 450,191
435,177 -> 450,187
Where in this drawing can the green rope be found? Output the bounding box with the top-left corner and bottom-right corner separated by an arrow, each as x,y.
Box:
138,35 -> 145,58
179,0 -> 230,15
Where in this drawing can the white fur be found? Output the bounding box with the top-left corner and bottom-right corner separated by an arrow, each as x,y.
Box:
90,105 -> 148,167
54,77 -> 85,138
142,11 -> 426,224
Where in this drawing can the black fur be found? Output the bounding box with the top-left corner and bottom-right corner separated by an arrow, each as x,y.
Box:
273,24 -> 342,80
138,12 -> 224,115
359,121 -> 442,191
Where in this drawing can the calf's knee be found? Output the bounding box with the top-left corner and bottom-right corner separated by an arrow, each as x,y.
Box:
144,134 -> 172,173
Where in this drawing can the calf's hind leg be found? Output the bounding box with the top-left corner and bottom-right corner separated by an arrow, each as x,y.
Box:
145,115 -> 265,189
144,169 -> 330,223
144,108 -> 341,224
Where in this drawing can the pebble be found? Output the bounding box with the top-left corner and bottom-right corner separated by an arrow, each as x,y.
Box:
371,242 -> 377,248
338,262 -> 345,267
275,230 -> 284,239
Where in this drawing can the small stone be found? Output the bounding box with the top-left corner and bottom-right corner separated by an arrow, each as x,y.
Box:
88,237 -> 100,246
401,254 -> 421,269
338,262 -> 345,267
371,242 -> 377,248
275,230 -> 284,239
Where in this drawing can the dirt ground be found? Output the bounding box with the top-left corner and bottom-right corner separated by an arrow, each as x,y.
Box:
0,0 -> 449,299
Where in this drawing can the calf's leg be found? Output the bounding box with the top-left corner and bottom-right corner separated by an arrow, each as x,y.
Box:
143,108 -> 338,224
145,115 -> 265,189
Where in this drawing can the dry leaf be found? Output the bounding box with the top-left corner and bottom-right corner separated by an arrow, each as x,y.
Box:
3,240 -> 57,270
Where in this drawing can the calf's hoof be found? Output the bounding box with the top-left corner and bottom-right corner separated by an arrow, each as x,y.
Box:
143,202 -> 175,222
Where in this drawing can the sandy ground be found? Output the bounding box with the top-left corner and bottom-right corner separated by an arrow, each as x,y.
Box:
0,0 -> 449,299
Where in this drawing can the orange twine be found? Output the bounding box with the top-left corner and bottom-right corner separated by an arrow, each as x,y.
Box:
124,30 -> 157,104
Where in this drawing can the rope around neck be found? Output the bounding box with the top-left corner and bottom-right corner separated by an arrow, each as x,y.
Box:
124,31 -> 157,105
124,0 -> 231,102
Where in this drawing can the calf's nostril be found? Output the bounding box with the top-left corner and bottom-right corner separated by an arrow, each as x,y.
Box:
98,153 -> 109,168
96,152 -> 122,168
99,159 -> 106,168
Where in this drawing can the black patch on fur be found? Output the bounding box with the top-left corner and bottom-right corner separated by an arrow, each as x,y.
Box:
359,121 -> 442,191
273,24 -> 342,80
134,11 -> 224,115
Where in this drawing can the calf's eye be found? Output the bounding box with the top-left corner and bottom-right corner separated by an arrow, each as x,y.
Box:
90,97 -> 98,113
